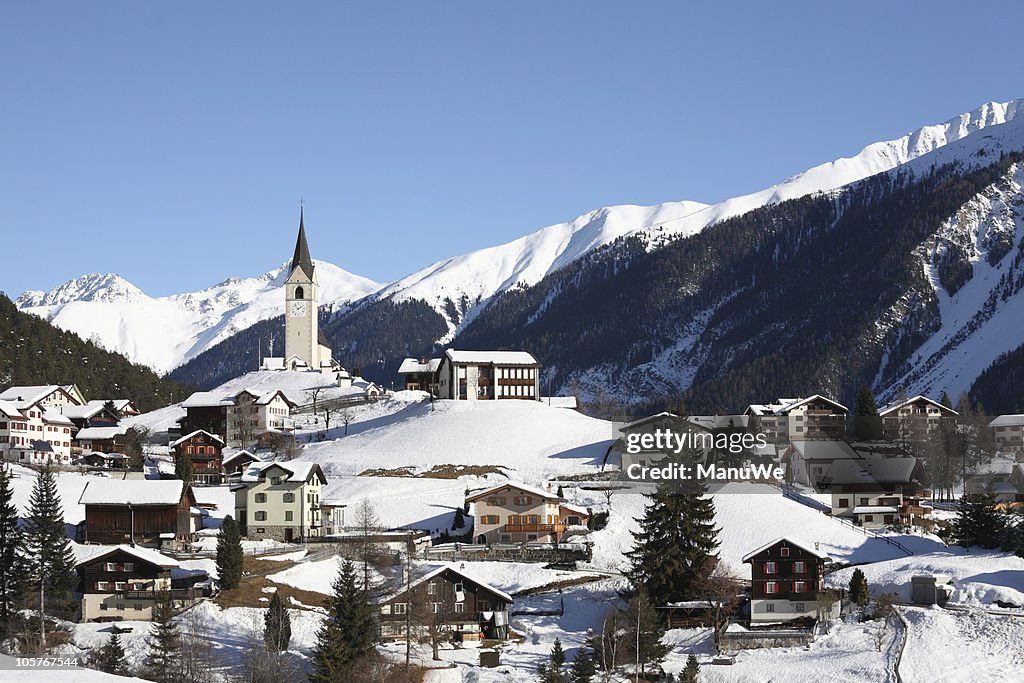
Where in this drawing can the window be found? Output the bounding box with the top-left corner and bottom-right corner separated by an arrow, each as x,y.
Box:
859,497 -> 869,506
794,581 -> 806,593
764,561 -> 776,574
780,547 -> 790,557
380,605 -> 391,615
393,602 -> 407,615
255,493 -> 267,503
794,602 -> 806,612
488,496 -> 506,506
115,582 -> 126,591
123,562 -> 134,572
285,511 -> 293,522
454,602 -> 465,613
255,511 -> 267,521
765,603 -> 775,612
514,496 -> 532,505
793,561 -> 806,573
765,581 -> 777,594
295,286 -> 304,299
838,498 -> 849,508
283,493 -> 295,503
257,527 -> 265,534
864,515 -> 874,522
105,562 -> 117,572
481,515 -> 499,525
432,602 -> 441,613
427,582 -> 437,595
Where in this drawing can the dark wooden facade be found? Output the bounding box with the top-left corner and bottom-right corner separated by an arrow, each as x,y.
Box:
174,431 -> 224,485
179,406 -> 228,442
78,548 -> 170,595
82,490 -> 196,548
377,567 -> 511,641
746,540 -> 826,601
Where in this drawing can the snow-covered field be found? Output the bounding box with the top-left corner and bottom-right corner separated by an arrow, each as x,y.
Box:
898,606 -> 1024,682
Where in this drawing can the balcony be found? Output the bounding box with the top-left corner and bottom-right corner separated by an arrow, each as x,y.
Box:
504,523 -> 565,534
122,588 -> 196,601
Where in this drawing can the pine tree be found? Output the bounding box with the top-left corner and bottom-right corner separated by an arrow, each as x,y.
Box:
951,496 -> 1007,549
853,384 -> 882,441
175,453 -> 194,485
310,559 -> 376,682
0,463 -> 21,637
537,638 -> 567,683
849,568 -> 868,607
567,645 -> 596,683
625,480 -> 719,604
264,591 -> 292,652
681,653 -> 700,683
21,465 -> 78,624
556,485 -> 565,498
624,591 -> 669,679
940,391 -> 953,410
452,506 -> 465,530
91,631 -> 128,675
144,591 -> 182,683
216,515 -> 244,590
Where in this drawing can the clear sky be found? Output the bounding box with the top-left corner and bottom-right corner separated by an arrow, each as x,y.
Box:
1,1 -> 1022,297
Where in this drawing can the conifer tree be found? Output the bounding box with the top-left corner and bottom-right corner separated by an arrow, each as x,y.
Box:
625,480 -> 719,604
950,496 -> 1007,549
849,568 -> 868,607
175,454 -> 194,486
853,384 -> 882,441
537,638 -> 567,683
623,590 -> 669,679
310,559 -> 376,682
681,653 -> 700,683
144,591 -> 182,683
940,391 -> 953,410
91,631 -> 128,675
264,591 -> 292,652
452,506 -> 465,530
0,463 -> 21,636
216,515 -> 244,590
21,465 -> 77,624
567,645 -> 596,683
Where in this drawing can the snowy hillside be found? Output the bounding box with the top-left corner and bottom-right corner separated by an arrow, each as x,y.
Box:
16,260 -> 380,373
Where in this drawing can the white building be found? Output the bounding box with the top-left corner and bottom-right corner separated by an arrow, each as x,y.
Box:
989,414 -> 1024,454
231,460 -> 327,542
436,349 -> 541,401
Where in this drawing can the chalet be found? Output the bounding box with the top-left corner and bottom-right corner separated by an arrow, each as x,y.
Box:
78,479 -> 198,550
0,384 -> 85,410
61,402 -> 121,432
822,457 -> 927,528
179,388 -> 297,448
783,440 -> 861,488
81,451 -> 129,469
742,537 -> 838,624
880,395 -> 958,442
466,482 -> 586,544
75,544 -> 195,622
74,425 -> 129,454
964,459 -> 1019,499
231,461 -> 327,542
172,429 -> 225,485
397,357 -> 442,394
0,399 -> 75,466
376,565 -> 512,641
746,395 -> 848,443
436,349 -> 541,401
989,414 -> 1024,454
222,449 -> 261,477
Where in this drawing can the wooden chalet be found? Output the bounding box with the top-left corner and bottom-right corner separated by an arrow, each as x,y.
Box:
377,565 -> 512,642
78,479 -> 198,550
172,429 -> 225,485
742,537 -> 836,624
75,544 -> 195,622
222,449 -> 261,477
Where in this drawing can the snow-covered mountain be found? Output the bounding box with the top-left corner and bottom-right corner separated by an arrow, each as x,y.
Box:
16,261 -> 380,373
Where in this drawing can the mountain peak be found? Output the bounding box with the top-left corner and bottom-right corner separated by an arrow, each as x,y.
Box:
17,273 -> 147,307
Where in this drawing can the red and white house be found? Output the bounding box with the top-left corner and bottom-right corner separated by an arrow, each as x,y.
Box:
0,385 -> 80,466
742,537 -> 838,623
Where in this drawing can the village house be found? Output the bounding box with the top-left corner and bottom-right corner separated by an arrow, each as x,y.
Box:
397,357 -> 442,394
179,388 -> 296,448
0,384 -> 86,410
466,482 -> 589,544
172,429 -> 226,485
745,395 -> 848,443
231,460 -> 327,542
742,537 -> 838,624
989,414 -> 1024,454
964,459 -> 1022,501
75,544 -> 196,622
435,349 -> 541,401
60,402 -> 121,433
222,449 -> 261,477
78,479 -> 199,550
376,565 -> 512,642
74,425 -> 130,455
0,397 -> 76,466
80,451 -> 129,470
879,395 -> 958,443
822,457 -> 927,528
783,440 -> 862,488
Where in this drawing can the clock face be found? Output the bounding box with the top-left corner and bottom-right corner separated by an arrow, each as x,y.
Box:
289,301 -> 307,317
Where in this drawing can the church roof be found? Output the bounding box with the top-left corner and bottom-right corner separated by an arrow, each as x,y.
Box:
291,207 -> 315,278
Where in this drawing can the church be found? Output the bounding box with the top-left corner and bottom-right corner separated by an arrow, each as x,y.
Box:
260,209 -> 343,377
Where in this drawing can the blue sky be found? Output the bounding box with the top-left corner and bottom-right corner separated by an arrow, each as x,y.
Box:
2,2 -> 1021,297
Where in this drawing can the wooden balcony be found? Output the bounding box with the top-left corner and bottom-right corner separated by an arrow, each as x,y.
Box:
504,523 -> 566,534
122,588 -> 195,601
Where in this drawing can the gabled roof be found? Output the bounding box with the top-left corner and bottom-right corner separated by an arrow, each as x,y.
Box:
42,407 -> 74,426
0,384 -> 71,408
466,481 -> 562,504
786,440 -> 860,462
222,449 -> 261,467
79,479 -> 190,506
60,403 -> 109,420
239,460 -> 327,485
443,349 -> 540,366
821,457 -> 920,485
878,395 -> 958,417
398,357 -> 442,374
741,537 -> 831,563
989,414 -> 1024,428
181,391 -> 235,408
618,412 -> 685,432
0,401 -> 22,419
376,564 -> 513,605
747,394 -> 847,416
75,425 -> 129,441
73,543 -> 179,569
171,429 -> 224,448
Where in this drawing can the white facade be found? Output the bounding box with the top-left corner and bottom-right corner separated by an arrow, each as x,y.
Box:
0,400 -> 75,466
233,461 -> 326,542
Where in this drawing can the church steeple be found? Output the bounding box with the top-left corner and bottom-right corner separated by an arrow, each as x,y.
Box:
291,206 -> 314,278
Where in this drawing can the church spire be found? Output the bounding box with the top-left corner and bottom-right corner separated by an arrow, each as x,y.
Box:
291,205 -> 314,277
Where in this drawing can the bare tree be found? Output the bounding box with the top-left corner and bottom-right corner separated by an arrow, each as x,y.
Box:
341,407 -> 353,436
306,386 -> 325,417
694,564 -> 743,645
816,589 -> 842,632
235,613 -> 302,683
179,608 -> 218,683
354,498 -> 383,589
321,407 -> 335,441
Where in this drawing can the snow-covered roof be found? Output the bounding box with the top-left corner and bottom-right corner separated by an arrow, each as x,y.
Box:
989,414 -> 1024,428
0,401 -> 22,418
966,460 -> 1016,476
376,564 -> 513,605
559,503 -> 590,517
741,537 -> 831,562
0,384 -> 66,407
79,479 -> 187,506
75,425 -> 129,440
61,403 -> 107,420
398,357 -> 442,374
73,543 -> 179,569
747,394 -> 847,416
222,449 -> 261,467
171,429 -> 224,447
878,395 -> 958,417
42,407 -> 74,425
444,349 -> 540,366
239,460 -> 326,484
619,411 -> 682,432
181,391 -> 235,408
786,440 -> 860,462
466,481 -> 562,503
540,396 -> 579,409
850,506 -> 899,514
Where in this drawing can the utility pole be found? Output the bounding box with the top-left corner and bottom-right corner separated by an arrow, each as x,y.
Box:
404,548 -> 412,679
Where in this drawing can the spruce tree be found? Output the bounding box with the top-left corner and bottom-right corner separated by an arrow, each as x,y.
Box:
625,480 -> 719,604
951,496 -> 1006,549
849,568 -> 868,607
216,515 -> 244,590
568,645 -> 596,683
452,507 -> 465,530
21,465 -> 77,623
264,590 -> 292,652
0,463 -> 21,636
681,653 -> 700,683
175,454 -> 194,486
537,638 -> 567,683
853,384 -> 882,441
144,591 -> 182,683
940,391 -> 953,410
310,559 -> 376,682
91,631 -> 128,675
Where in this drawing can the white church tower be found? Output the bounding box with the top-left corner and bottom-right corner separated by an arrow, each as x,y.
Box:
284,208 -> 333,369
